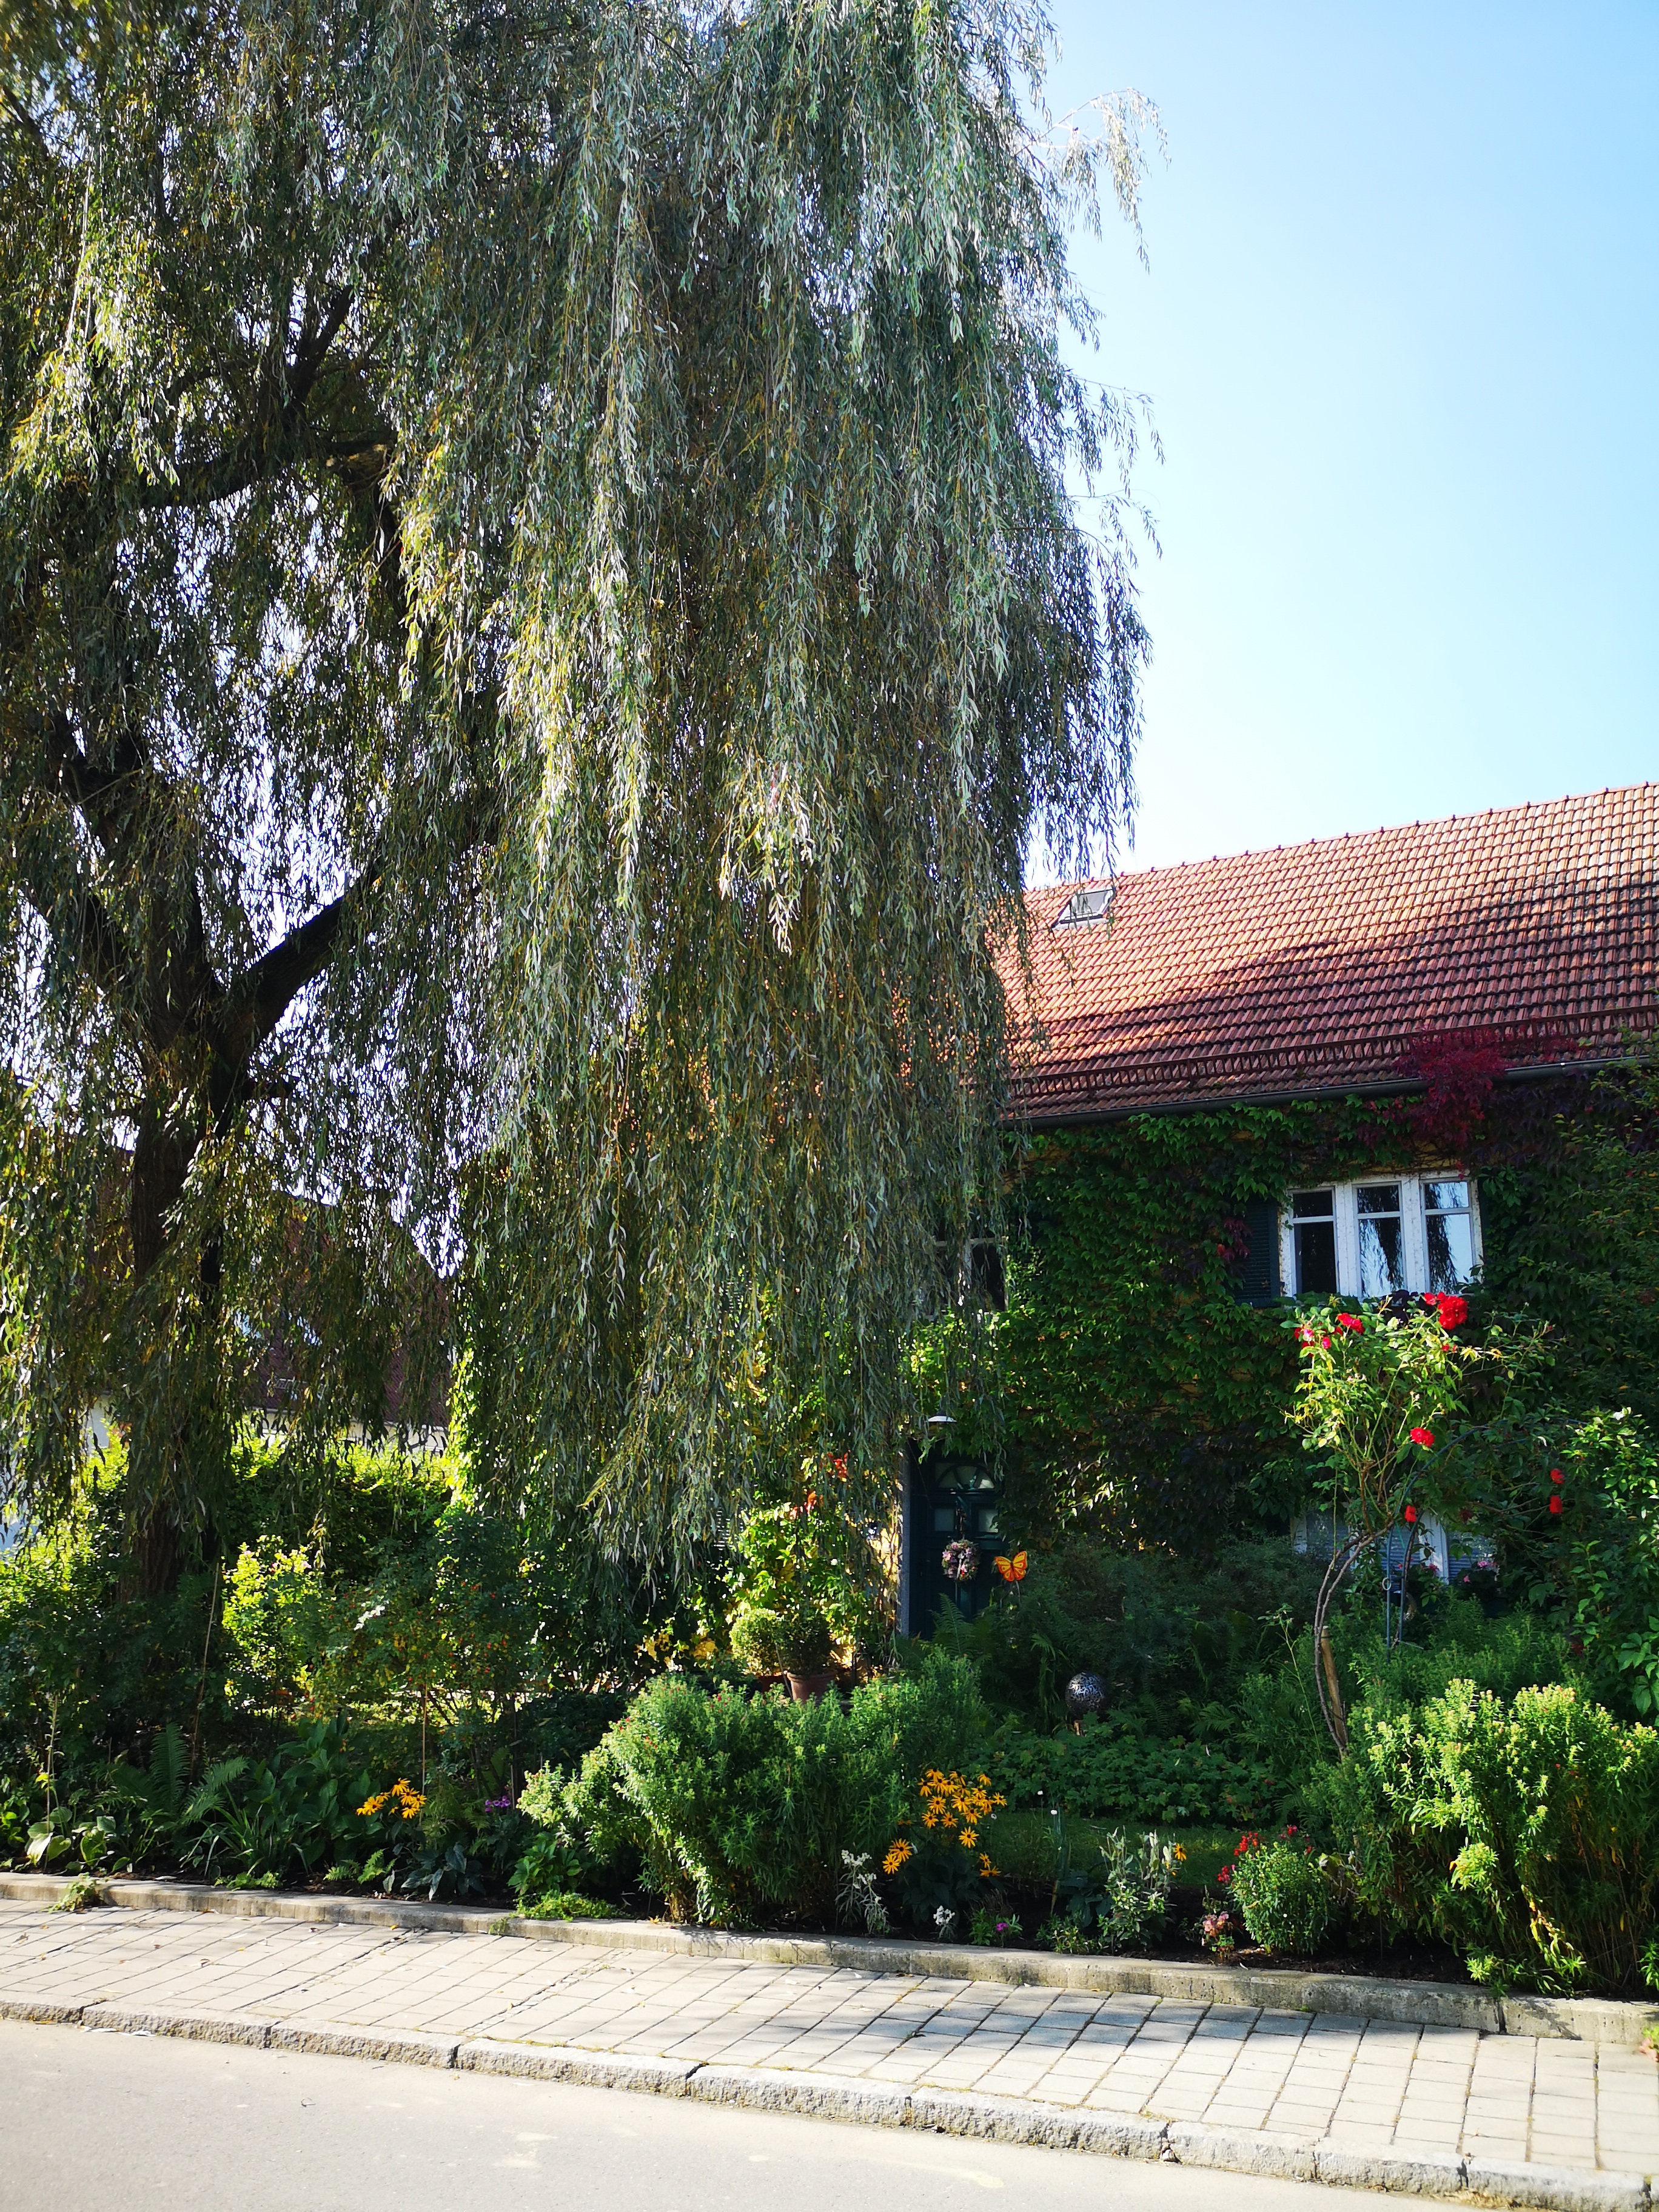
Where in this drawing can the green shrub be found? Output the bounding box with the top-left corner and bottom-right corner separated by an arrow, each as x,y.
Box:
1312,1680 -> 1659,1993
1045,1828 -> 1180,1955
534,1651 -> 983,1928
1343,1595 -> 1567,1713
520,1891 -> 612,1921
1221,1828 -> 1336,1956
179,1717 -> 381,1886
988,1715 -> 1275,1828
1547,1407 -> 1659,1721
510,1828 -> 589,1911
730,1608 -> 832,1677
0,1509 -> 221,1783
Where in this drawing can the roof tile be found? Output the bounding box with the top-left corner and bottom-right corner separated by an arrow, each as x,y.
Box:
1004,783 -> 1659,1119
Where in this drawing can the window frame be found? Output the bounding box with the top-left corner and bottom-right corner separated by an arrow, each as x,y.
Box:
1277,1172 -> 1481,1300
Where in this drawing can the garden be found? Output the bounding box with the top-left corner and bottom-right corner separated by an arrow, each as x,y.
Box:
9,0 -> 1659,2033
7,1142 -> 1659,2005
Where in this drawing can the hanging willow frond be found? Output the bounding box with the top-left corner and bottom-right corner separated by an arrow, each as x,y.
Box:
0,0 -> 1149,1571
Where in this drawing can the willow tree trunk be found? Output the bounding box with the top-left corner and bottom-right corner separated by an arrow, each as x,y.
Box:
118,1111 -> 206,1599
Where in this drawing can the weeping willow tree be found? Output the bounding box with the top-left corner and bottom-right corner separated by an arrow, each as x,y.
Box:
1,0 -> 1151,1589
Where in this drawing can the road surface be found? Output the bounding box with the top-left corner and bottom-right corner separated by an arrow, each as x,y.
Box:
4,2016 -> 1393,2212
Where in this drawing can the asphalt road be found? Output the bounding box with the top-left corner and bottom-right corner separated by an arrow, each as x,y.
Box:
3,2019 -> 1394,2212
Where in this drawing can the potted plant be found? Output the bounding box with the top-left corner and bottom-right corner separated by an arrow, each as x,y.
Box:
729,1605 -> 836,1700
726,1470 -> 885,1700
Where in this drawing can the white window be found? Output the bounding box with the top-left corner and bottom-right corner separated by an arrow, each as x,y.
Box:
1278,1175 -> 1480,1300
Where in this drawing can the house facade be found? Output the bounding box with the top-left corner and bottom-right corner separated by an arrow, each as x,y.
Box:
902,782 -> 1658,1632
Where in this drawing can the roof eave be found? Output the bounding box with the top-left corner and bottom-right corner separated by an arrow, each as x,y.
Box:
1007,1050 -> 1638,1131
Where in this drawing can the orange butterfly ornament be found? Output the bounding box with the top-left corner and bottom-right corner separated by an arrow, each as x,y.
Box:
992,1550 -> 1028,1585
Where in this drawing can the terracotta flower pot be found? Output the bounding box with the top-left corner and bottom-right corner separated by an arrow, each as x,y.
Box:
786,1668 -> 835,1702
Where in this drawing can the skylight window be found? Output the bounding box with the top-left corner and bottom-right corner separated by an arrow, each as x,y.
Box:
1053,885 -> 1111,928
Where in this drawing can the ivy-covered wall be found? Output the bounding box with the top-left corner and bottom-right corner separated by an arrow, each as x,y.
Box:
933,1062 -> 1659,1557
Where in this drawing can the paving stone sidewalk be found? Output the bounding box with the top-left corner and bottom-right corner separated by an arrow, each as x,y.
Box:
4,1900 -> 1655,2183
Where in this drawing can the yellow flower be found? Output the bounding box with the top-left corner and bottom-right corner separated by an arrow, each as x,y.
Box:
1173,1844 -> 1187,1863
360,1778 -> 425,1821
882,1839 -> 913,1874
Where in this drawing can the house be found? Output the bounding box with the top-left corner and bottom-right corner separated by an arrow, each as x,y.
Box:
900,783 -> 1658,1631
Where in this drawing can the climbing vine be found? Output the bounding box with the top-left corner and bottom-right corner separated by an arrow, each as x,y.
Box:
916,1058 -> 1658,1555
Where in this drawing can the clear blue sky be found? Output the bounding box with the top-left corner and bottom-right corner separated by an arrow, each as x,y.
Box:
1036,1 -> 1659,879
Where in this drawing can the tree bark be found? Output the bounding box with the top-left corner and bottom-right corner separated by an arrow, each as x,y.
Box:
118,1111 -> 200,1600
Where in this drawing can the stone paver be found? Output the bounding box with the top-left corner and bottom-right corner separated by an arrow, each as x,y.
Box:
2,1901 -> 1652,2176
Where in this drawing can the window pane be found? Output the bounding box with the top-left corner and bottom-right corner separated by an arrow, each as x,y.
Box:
967,1239 -> 1006,1312
1294,1218 -> 1338,1293
1357,1182 -> 1402,1216
1424,1179 -> 1469,1213
932,1507 -> 956,1533
1291,1190 -> 1333,1218
1427,1210 -> 1475,1290
1359,1214 -> 1404,1297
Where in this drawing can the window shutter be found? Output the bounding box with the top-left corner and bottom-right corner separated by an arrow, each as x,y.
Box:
1232,1198 -> 1281,1305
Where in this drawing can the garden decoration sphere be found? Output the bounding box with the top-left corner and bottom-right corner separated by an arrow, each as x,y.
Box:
1064,1671 -> 1108,1723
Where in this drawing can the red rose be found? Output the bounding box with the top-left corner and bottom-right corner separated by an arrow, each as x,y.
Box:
1410,1427 -> 1435,1448
1336,1314 -> 1363,1334
1320,1335 -> 1332,1349
1435,1295 -> 1469,1330
1218,1866 -> 1230,1883
1549,1495 -> 1563,1515
1404,1504 -> 1419,1524
1549,1467 -> 1563,1486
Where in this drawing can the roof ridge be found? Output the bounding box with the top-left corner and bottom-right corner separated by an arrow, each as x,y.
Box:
1028,780 -> 1658,900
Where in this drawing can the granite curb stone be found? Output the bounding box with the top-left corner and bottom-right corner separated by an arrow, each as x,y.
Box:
1,1994 -> 89,2026
691,2066 -> 913,2128
1461,2163 -> 1650,2212
1313,2149 -> 1470,2198
81,2003 -> 271,2047
5,1871 -> 1654,2046
457,2039 -> 699,2096
266,2022 -> 460,2067
908,2086 -> 1164,2154
1164,2119 -> 1320,2183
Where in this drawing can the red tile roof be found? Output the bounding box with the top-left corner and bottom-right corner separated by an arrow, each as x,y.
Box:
1004,783 -> 1659,1122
